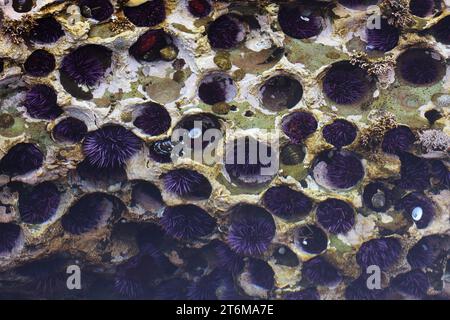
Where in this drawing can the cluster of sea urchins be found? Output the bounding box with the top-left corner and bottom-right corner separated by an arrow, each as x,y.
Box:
0,0 -> 449,301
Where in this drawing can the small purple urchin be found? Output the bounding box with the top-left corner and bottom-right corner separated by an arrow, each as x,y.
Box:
398,152 -> 431,191
302,256 -> 342,287
397,48 -> 446,85
338,0 -> 379,10
188,0 -> 211,18
432,16 -> 450,45
24,49 -> 56,77
322,61 -> 372,105
295,225 -> 328,254
18,182 -> 60,224
407,235 -> 446,269
79,0 -> 114,22
381,125 -> 416,154
28,17 -> 64,44
366,19 -> 399,52
198,73 -> 237,105
262,185 -> 313,220
114,254 -> 154,299
129,29 -> 175,63
82,125 -> 142,169
409,0 -> 435,17
430,160 -> 450,189
248,258 -> 275,290
345,275 -> 388,300
391,269 -> 430,298
153,278 -> 190,300
227,204 -> 276,256
0,223 -> 21,254
24,84 -> 63,120
260,75 -> 303,111
214,241 -> 245,275
207,14 -> 245,49
61,44 -> 112,87
322,119 -> 357,149
281,111 -> 318,144
52,117 -> 88,143
321,150 -> 365,189
61,193 -> 124,235
284,287 -> 320,300
316,198 -> 355,234
162,168 -> 212,199
133,102 -> 171,136
0,143 -> 44,176
396,192 -> 435,229
278,5 -> 323,39
76,159 -> 128,185
356,238 -> 402,271
362,182 -> 391,212
123,0 -> 166,27
160,204 -> 216,240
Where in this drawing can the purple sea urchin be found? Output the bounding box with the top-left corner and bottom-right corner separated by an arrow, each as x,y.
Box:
160,204 -> 216,240
129,29 -> 175,63
262,185 -> 313,220
82,125 -> 142,169
398,152 -> 431,191
396,192 -> 435,229
432,16 -> 450,45
0,143 -> 44,176
133,102 -> 171,136
362,182 -> 391,212
302,256 -> 342,286
260,75 -> 303,111
24,50 -> 56,77
188,0 -> 211,18
295,225 -> 328,254
281,111 -> 318,144
198,73 -> 237,105
284,287 -> 320,300
322,61 -> 372,105
28,17 -> 64,44
207,14 -> 244,49
79,0 -> 114,22
153,278 -> 190,300
61,44 -> 112,87
76,159 -> 128,186
123,0 -> 166,27
214,241 -> 245,275
114,254 -> 155,299
162,168 -> 212,199
409,0 -> 435,17
61,193 -> 124,235
345,275 -> 388,300
366,19 -> 399,52
356,238 -> 402,271
0,223 -> 21,255
407,235 -> 445,269
52,117 -> 88,143
316,198 -> 355,234
382,125 -> 416,154
391,269 -> 430,298
187,269 -> 236,300
278,4 -> 323,39
18,182 -> 60,224
24,84 -> 63,120
322,119 -> 357,149
227,204 -> 276,256
247,258 -> 275,290
397,48 -> 446,86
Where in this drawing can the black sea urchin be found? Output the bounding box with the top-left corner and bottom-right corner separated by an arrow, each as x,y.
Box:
260,75 -> 303,111
0,223 -> 21,255
295,225 -> 328,254
366,19 -> 399,52
356,238 -> 402,271
396,192 -> 435,229
227,204 -> 276,256
362,182 -> 391,212
24,50 -> 56,77
123,0 -> 166,27
18,182 -> 60,224
278,4 -> 323,39
397,48 -> 446,86
160,204 -> 216,240
0,143 -> 44,176
391,269 -> 430,298
262,185 -> 313,220
52,117 -> 88,143
29,17 -> 64,44
322,119 -> 357,149
282,111 -> 318,144
129,29 -> 175,63
61,193 -> 124,235
188,0 -> 211,18
302,256 -> 342,287
133,102 -> 171,136
61,44 -> 112,87
24,84 -> 63,120
248,258 -> 275,290
207,14 -> 244,49
162,168 -> 212,199
432,16 -> 450,45
79,0 -> 114,22
82,125 -> 142,169
316,198 -> 355,234
382,125 -> 416,154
